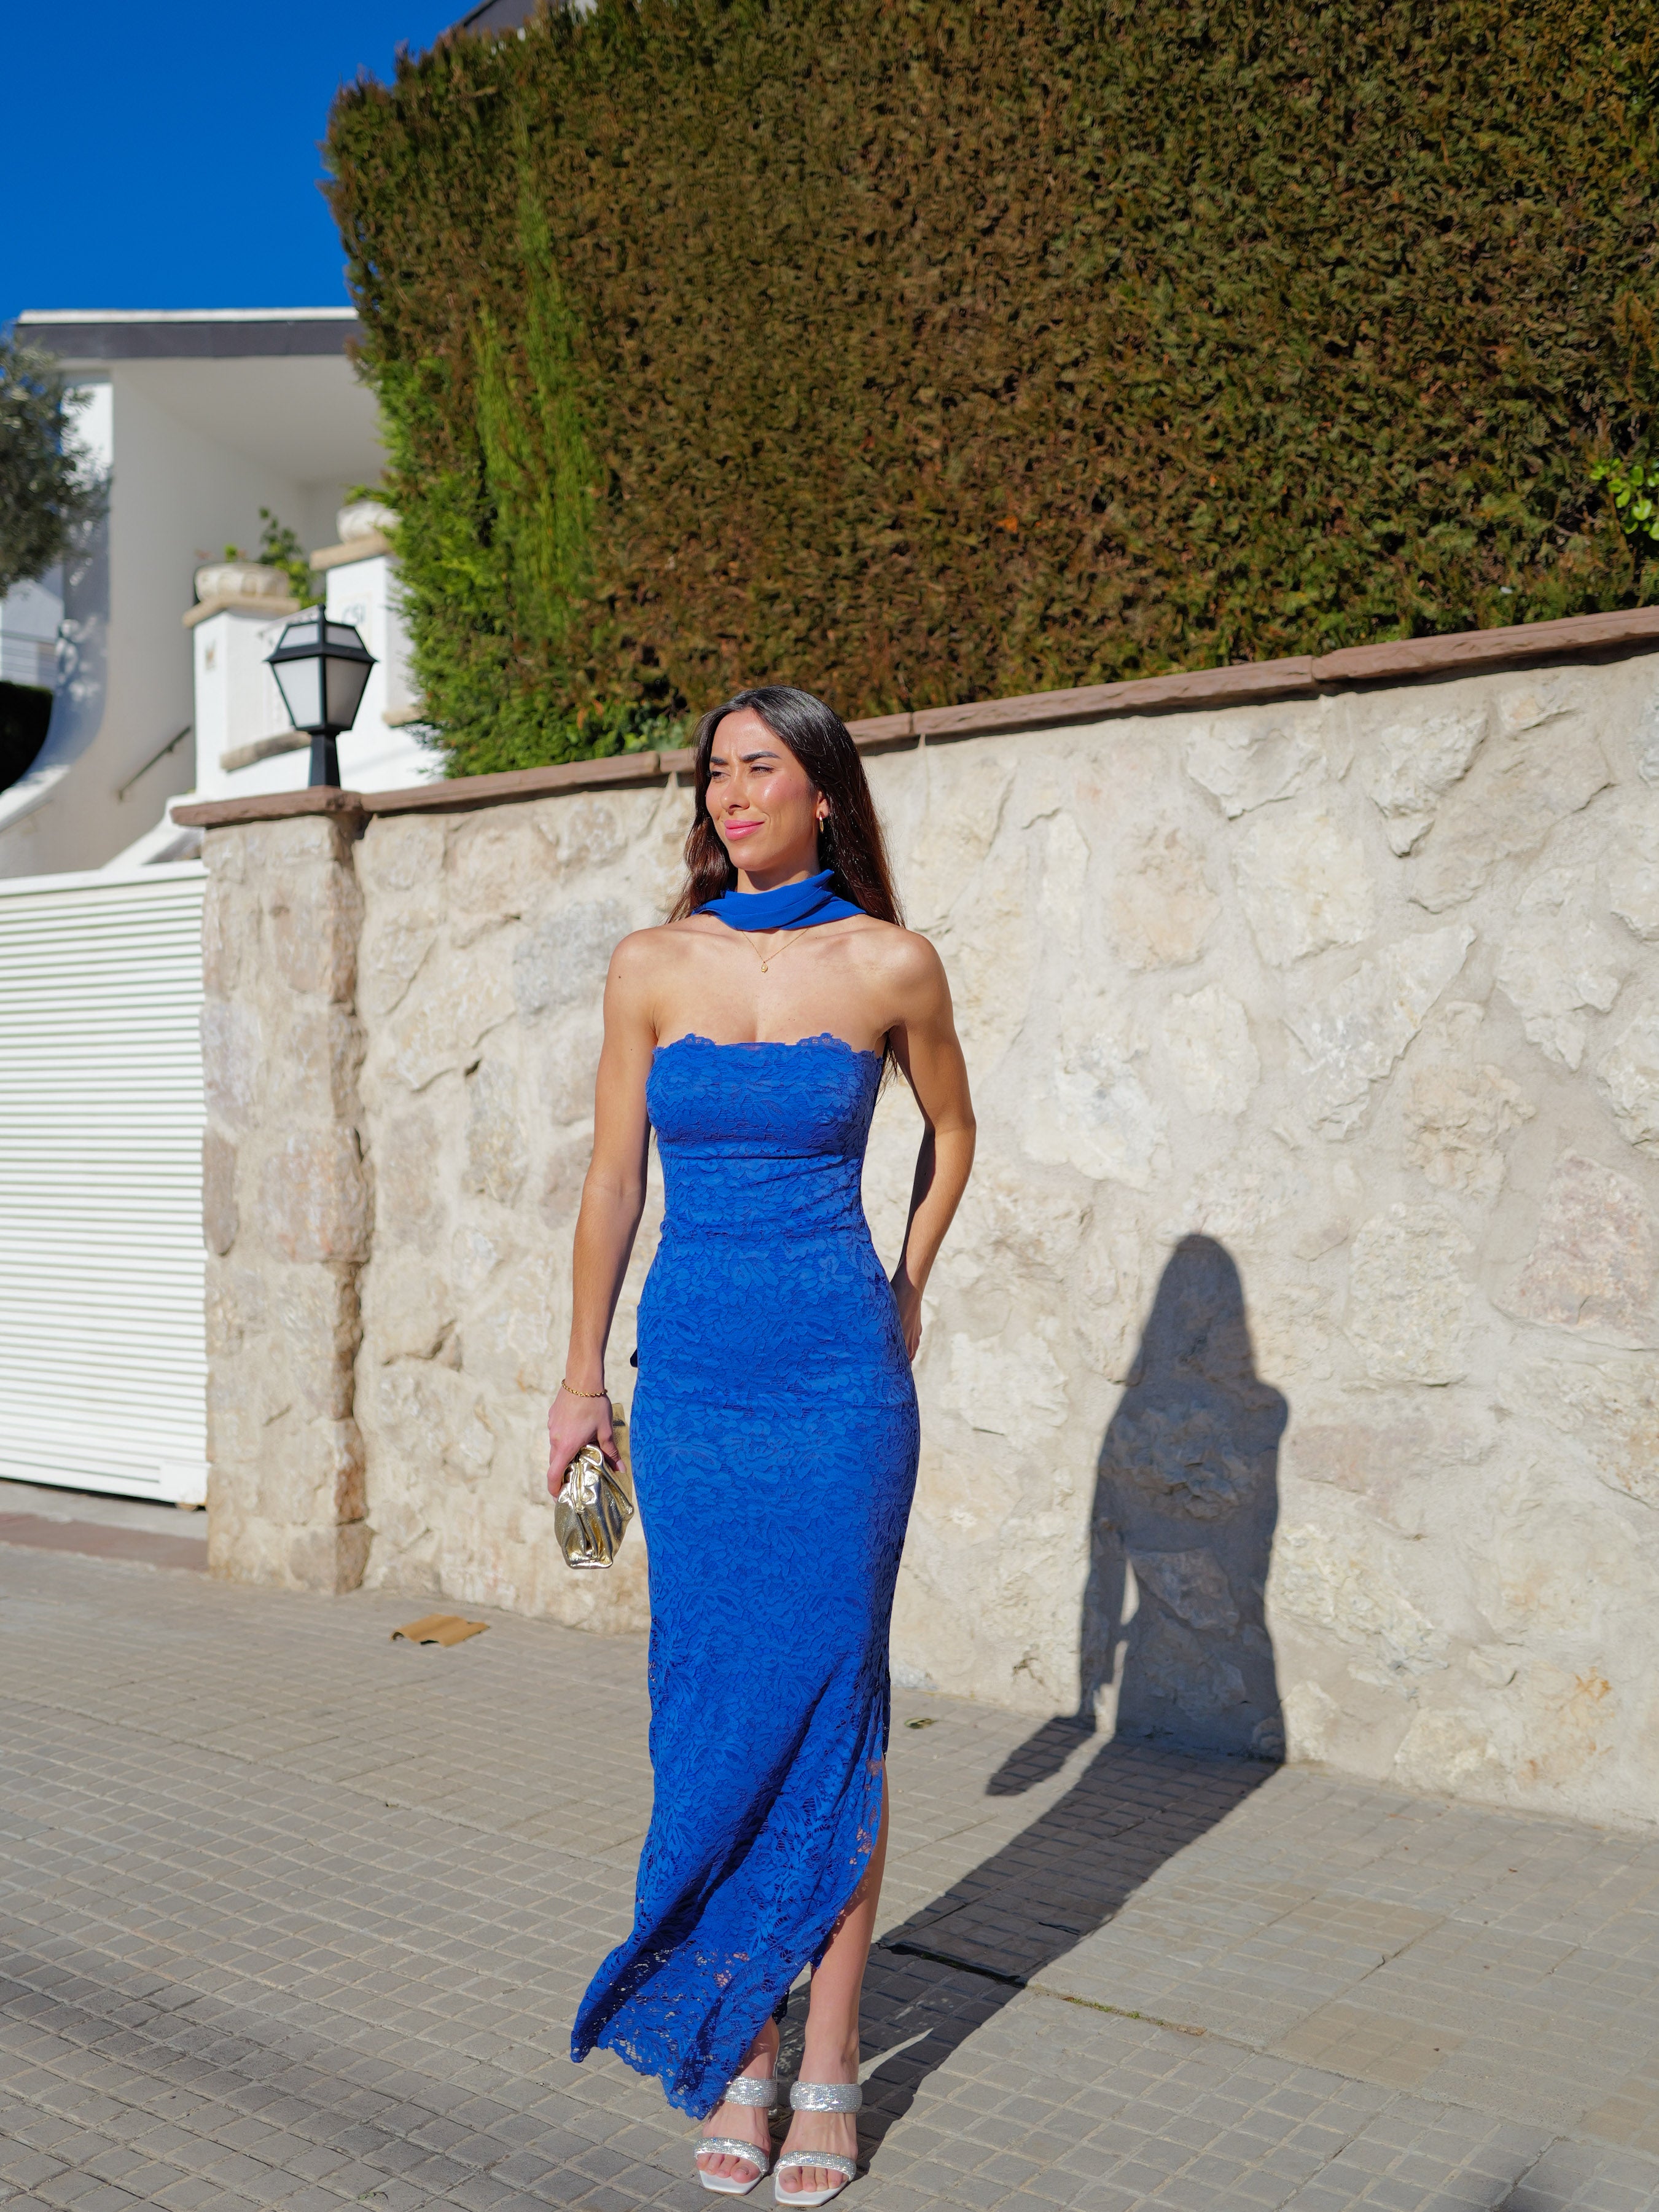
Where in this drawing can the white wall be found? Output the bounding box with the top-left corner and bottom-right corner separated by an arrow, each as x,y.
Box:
0,364 -> 375,879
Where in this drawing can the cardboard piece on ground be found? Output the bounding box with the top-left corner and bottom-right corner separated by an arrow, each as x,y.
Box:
391,1612 -> 488,1647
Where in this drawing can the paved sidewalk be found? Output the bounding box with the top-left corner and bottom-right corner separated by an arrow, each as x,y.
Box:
2,1543 -> 1658,2212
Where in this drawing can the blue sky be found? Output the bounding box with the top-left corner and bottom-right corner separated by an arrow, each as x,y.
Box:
2,2 -> 463,329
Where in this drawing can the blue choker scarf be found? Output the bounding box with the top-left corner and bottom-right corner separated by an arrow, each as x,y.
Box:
698,867 -> 863,931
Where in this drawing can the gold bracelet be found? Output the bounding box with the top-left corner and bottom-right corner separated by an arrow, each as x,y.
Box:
560,1377 -> 609,1400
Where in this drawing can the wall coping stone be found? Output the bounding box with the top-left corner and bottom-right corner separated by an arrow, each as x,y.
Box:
182,591 -> 302,631
310,532 -> 396,571
173,602 -> 1659,829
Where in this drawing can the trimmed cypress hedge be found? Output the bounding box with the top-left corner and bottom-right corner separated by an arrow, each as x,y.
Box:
326,0 -> 1659,776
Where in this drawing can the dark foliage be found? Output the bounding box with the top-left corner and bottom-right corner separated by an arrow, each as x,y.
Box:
0,681 -> 52,797
326,0 -> 1659,775
0,341 -> 107,600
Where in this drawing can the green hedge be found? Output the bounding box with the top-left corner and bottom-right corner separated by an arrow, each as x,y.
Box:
327,0 -> 1659,776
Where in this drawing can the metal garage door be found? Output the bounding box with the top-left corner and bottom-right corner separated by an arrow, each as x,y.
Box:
0,862 -> 207,1503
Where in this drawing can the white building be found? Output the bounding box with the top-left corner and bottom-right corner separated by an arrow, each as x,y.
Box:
0,307 -> 435,882
0,308 -> 437,1507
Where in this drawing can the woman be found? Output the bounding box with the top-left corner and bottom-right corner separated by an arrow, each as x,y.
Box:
550,686 -> 975,2205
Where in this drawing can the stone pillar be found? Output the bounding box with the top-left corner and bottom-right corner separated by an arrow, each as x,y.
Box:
200,800 -> 372,1592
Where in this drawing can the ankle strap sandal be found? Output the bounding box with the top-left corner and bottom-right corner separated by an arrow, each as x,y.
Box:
697,2073 -> 779,2197
773,2081 -> 861,2206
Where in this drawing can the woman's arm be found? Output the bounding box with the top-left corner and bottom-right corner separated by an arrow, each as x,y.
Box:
547,936 -> 658,1491
886,937 -> 976,1359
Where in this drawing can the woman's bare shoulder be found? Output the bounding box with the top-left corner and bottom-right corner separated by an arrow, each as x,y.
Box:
611,917 -> 718,966
853,916 -> 945,985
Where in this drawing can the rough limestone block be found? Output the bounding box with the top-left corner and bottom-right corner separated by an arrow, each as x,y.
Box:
1633,690 -> 1659,786
1392,1708 -> 1510,1796
1158,1141 -> 1308,1245
205,1265 -> 267,1360
374,1106 -> 445,1250
270,1264 -> 361,1418
1184,716 -> 1322,818
1509,1354 -> 1659,1510
902,749 -> 1013,930
1357,706 -> 1486,855
1287,926 -> 1475,1134
526,1013 -> 605,1127
933,865 -> 1038,1077
263,1002 -> 365,1123
1021,1004 -> 1169,1188
361,1248 -> 455,1364
461,1252 -> 566,1398
1271,1523 -> 1448,1684
383,941 -> 516,1092
1496,916 -> 1623,1069
1609,817 -> 1659,942
1134,1547 -> 1240,1631
942,1327 -> 1069,1436
1160,985 -> 1260,1117
1282,1415 -> 1444,1538
1509,1151 -> 1657,1342
201,875 -> 259,996
286,1521 -> 373,1594
356,813 -> 446,896
265,864 -> 362,1002
446,813 -> 556,931
1232,804 -> 1375,966
254,1414 -> 366,1526
257,1130 -> 371,1264
1409,718 -> 1611,910
201,999 -> 263,1130
1104,823 -> 1218,970
512,900 -> 630,1023
1401,1053 -> 1533,1197
1345,1204 -> 1473,1383
357,907 -> 440,1020
463,1058 -> 528,1204
1597,1007 -> 1659,1151
202,1128 -> 238,1256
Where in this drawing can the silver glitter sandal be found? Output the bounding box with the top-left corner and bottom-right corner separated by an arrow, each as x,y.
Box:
773,2079 -> 861,2207
697,2071 -> 779,2197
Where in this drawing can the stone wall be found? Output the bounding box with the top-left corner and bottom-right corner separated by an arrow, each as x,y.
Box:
195,644 -> 1659,1827
200,814 -> 370,1591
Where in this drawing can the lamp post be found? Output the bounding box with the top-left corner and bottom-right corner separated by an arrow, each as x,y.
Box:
264,611 -> 377,788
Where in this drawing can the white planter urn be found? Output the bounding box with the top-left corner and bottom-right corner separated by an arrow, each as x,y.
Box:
336,500 -> 397,543
193,560 -> 294,606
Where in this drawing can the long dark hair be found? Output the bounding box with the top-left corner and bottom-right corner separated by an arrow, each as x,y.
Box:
668,685 -> 904,927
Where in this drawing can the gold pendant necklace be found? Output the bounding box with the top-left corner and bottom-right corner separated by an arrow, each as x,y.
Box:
749,929 -> 805,975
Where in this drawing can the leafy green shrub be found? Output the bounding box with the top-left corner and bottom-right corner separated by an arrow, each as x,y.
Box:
1592,456 -> 1659,550
0,340 -> 107,598
327,0 -> 1659,776
219,508 -> 318,604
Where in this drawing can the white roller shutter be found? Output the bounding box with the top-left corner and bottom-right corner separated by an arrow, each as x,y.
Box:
0,862 -> 208,1503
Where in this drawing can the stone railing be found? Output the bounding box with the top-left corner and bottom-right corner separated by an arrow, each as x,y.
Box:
179,608 -> 1659,1827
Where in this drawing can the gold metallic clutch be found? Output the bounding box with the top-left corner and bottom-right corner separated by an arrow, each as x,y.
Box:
554,1402 -> 634,1569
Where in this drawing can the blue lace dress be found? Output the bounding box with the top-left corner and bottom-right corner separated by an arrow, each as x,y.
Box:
571,1034 -> 920,2117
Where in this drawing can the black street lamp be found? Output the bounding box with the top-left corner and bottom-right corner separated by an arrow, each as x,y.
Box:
264,611 -> 377,788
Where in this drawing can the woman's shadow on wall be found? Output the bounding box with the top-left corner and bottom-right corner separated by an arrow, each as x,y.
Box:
833,1235 -> 1290,2150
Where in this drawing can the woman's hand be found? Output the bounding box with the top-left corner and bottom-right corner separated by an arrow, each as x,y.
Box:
547,1388 -> 618,1499
891,1271 -> 924,1362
